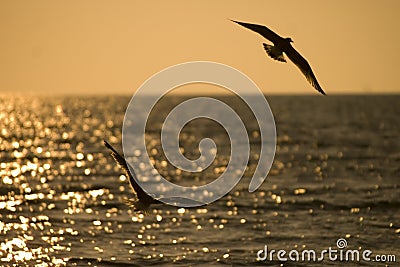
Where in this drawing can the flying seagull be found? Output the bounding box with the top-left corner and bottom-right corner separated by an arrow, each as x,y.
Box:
231,20 -> 326,95
104,140 -> 206,213
104,140 -> 162,213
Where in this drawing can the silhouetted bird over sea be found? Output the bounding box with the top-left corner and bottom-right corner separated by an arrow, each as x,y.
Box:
104,140 -> 162,213
104,140 -> 206,214
231,20 -> 326,95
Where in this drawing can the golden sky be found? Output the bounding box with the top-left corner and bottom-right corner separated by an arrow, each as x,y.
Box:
0,0 -> 399,95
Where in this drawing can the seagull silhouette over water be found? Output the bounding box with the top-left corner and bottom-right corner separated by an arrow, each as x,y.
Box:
104,140 -> 206,214
231,20 -> 326,95
104,140 -> 162,213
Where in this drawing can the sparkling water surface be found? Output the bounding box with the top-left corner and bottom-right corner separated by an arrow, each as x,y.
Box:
0,95 -> 399,266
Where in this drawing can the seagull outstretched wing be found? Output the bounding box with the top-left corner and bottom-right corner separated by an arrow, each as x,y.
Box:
284,45 -> 325,95
231,20 -> 282,43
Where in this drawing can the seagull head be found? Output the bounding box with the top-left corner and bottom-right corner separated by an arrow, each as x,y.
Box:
285,37 -> 293,43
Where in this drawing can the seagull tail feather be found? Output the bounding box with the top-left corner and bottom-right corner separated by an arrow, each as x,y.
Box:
262,43 -> 286,62
124,198 -> 151,215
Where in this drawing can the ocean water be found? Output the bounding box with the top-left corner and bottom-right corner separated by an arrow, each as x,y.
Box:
0,94 -> 399,266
